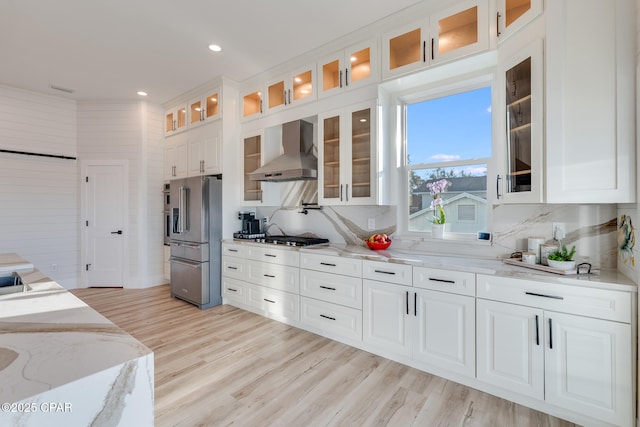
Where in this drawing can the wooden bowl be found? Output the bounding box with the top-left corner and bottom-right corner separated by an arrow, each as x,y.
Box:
366,240 -> 391,250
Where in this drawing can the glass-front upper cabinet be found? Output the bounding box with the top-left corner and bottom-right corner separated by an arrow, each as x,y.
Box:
382,0 -> 488,79
266,64 -> 315,113
241,88 -> 263,121
496,0 -> 542,42
430,0 -> 488,65
497,38 -> 543,203
318,40 -> 377,99
243,133 -> 262,203
189,89 -> 221,126
164,105 -> 187,136
318,101 -> 377,205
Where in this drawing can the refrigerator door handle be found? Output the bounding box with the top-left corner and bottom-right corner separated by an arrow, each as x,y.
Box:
178,186 -> 189,233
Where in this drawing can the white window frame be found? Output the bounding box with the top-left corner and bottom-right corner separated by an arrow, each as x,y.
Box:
397,74 -> 494,241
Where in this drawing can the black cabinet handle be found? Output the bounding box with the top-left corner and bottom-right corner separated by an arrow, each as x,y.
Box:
264,298 -> 275,304
320,262 -> 336,267
406,291 -> 409,315
496,174 -> 502,199
428,277 -> 455,284
320,314 -> 336,321
345,68 -> 349,86
422,40 -> 426,62
228,249 -> 238,253
535,315 -> 539,346
525,292 -> 564,300
227,266 -> 238,270
263,274 -> 275,278
226,288 -> 238,292
414,292 -> 417,316
111,230 -> 123,235
431,38 -> 435,61
374,269 -> 396,275
549,318 -> 553,349
264,254 -> 277,258
496,12 -> 501,37
320,285 -> 336,291
339,70 -> 343,88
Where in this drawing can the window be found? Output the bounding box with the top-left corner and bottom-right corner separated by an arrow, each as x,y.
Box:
405,86 -> 491,236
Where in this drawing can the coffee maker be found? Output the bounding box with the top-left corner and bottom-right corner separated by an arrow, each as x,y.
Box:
236,212 -> 264,238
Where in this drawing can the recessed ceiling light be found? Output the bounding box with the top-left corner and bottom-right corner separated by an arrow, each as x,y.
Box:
137,91 -> 148,96
208,44 -> 222,52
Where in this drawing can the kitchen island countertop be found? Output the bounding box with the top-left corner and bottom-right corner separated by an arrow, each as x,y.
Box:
0,253 -> 153,426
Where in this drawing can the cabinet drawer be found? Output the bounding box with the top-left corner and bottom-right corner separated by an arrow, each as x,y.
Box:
363,260 -> 412,286
413,267 -> 475,296
300,269 -> 362,309
247,283 -> 299,322
300,296 -> 362,342
222,277 -> 247,305
246,246 -> 300,267
222,242 -> 246,258
476,274 -> 631,323
300,252 -> 362,277
222,256 -> 246,280
246,261 -> 299,293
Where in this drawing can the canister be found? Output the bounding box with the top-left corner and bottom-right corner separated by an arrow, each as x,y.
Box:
522,252 -> 537,265
527,237 -> 545,264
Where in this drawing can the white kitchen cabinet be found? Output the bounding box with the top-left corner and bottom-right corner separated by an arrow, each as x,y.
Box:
265,64 -> 316,113
240,86 -> 264,122
363,279 -> 413,357
495,37 -> 544,203
164,104 -> 188,136
299,253 -> 363,343
363,268 -> 476,377
188,87 -> 221,127
476,299 -> 544,399
414,288 -> 475,377
318,100 -> 379,205
495,0 -> 543,42
187,120 -> 222,176
222,277 -> 248,306
545,0 -> 635,203
246,261 -> 300,294
246,282 -> 299,323
240,130 -> 280,206
318,40 -> 377,99
381,0 -> 489,80
476,274 -> 634,427
164,139 -> 188,180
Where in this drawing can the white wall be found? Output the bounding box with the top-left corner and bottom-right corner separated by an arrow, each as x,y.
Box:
0,85 -> 78,288
77,100 -> 164,288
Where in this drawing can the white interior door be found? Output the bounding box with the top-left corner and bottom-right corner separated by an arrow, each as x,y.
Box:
85,163 -> 127,287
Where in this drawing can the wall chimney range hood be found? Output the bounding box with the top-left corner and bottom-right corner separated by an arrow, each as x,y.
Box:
249,120 -> 317,182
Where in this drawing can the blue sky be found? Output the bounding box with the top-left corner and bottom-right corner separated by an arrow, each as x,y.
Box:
406,87 -> 492,171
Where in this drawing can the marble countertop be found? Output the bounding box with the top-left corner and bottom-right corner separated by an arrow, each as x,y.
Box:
297,244 -> 637,292
0,253 -> 153,404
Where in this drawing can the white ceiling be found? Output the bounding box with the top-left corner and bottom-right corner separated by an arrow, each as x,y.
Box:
0,0 -> 424,104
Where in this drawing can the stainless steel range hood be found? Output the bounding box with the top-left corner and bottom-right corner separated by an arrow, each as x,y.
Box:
249,120 -> 317,182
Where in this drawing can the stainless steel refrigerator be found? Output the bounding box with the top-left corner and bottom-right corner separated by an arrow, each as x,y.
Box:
169,175 -> 222,309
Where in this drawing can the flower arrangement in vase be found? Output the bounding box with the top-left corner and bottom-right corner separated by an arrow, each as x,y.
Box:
427,178 -> 450,239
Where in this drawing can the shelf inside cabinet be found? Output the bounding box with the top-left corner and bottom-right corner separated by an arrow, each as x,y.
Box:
507,94 -> 532,108
244,152 -> 261,158
510,123 -> 532,133
324,138 -> 340,144
507,169 -> 532,176
352,157 -> 371,163
324,161 -> 340,166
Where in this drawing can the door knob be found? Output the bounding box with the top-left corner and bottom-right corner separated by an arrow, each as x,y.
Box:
111,230 -> 123,235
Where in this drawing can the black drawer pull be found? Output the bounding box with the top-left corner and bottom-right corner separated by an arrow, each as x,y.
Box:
320,314 -> 336,321
228,249 -> 238,252
264,274 -> 275,278
535,314 -> 539,346
374,269 -> 396,275
226,288 -> 238,292
227,266 -> 238,270
264,298 -> 276,304
320,285 -> 336,291
320,262 -> 336,267
525,292 -> 564,300
549,318 -> 553,349
264,254 -> 277,258
428,277 -> 455,284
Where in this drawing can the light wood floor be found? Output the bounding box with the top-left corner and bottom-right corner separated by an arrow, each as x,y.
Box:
71,285 -> 578,427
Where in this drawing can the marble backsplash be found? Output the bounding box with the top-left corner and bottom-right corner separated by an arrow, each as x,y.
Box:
254,182 -> 619,270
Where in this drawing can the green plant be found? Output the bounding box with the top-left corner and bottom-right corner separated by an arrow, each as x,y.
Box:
547,245 -> 576,262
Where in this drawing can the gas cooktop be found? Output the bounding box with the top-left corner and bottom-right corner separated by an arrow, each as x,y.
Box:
234,234 -> 329,247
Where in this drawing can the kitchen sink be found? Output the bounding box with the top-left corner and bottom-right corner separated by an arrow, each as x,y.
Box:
0,273 -> 30,296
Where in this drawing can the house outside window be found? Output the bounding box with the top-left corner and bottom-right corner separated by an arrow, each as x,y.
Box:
405,85 -> 491,236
